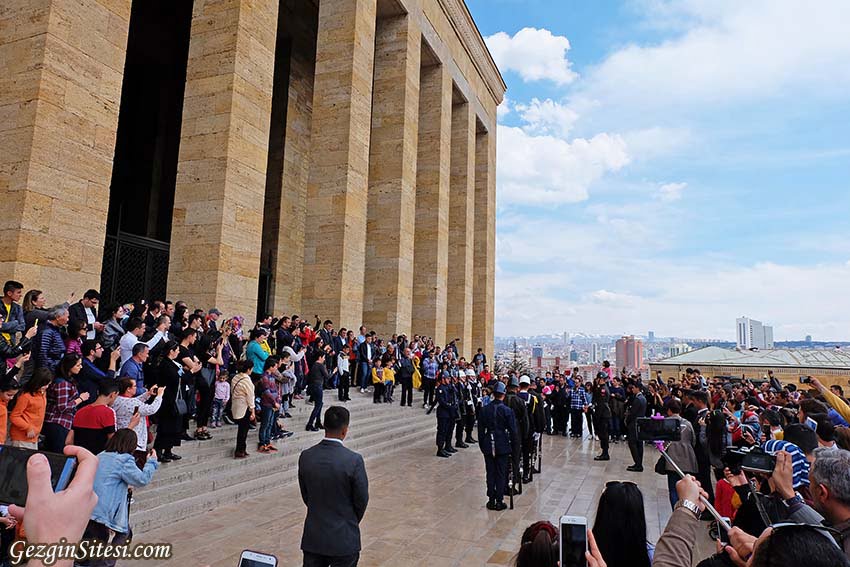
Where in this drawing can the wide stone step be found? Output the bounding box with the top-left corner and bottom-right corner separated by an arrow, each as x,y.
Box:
132,393 -> 437,534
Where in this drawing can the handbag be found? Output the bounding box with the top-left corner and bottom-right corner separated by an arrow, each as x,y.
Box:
174,375 -> 188,416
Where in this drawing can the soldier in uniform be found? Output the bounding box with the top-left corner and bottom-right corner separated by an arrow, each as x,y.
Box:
518,375 -> 544,480
478,381 -> 517,511
592,372 -> 612,461
453,372 -> 470,448
434,372 -> 458,457
505,376 -> 530,487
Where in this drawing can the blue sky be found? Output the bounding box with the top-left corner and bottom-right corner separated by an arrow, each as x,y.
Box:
466,0 -> 850,341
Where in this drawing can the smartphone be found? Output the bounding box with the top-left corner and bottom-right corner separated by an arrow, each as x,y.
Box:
0,447 -> 77,507
238,550 -> 277,567
799,376 -> 812,384
709,517 -> 732,544
133,406 -> 140,415
741,450 -> 776,474
559,515 -> 587,567
636,417 -> 682,442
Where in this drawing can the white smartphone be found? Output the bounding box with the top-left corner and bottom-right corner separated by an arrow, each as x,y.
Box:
238,550 -> 277,567
559,515 -> 588,567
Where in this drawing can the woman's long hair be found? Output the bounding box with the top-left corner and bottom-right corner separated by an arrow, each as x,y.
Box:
104,428 -> 138,455
515,529 -> 558,567
592,481 -> 651,567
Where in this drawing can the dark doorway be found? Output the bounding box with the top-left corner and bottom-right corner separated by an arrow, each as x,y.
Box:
100,0 -> 193,306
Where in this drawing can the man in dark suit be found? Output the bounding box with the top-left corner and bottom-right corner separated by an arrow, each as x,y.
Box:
394,347 -> 414,407
625,381 -> 648,472
69,289 -> 103,340
299,406 -> 369,567
478,381 -> 517,511
592,372 -> 613,461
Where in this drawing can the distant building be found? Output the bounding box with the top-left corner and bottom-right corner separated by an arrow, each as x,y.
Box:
570,351 -> 578,362
591,343 -> 599,363
651,346 -> 850,387
529,355 -> 564,373
670,343 -> 692,357
532,346 -> 544,359
648,331 -> 655,342
806,335 -> 813,343
736,317 -> 774,350
616,335 -> 644,371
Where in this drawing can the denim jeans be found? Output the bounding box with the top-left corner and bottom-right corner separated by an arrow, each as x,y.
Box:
259,406 -> 276,445
212,398 -> 226,423
307,384 -> 324,428
359,362 -> 371,389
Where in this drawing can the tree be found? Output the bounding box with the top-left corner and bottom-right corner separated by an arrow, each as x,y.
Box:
505,340 -> 529,376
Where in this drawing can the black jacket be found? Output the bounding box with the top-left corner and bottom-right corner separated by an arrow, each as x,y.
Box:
69,301 -> 97,334
299,439 -> 369,556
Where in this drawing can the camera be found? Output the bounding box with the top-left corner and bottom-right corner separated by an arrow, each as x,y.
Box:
799,376 -> 812,384
636,417 -> 682,442
722,446 -> 776,475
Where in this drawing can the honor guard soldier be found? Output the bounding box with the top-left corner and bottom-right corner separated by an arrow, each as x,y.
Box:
505,376 -> 530,485
434,373 -> 458,458
478,381 -> 517,510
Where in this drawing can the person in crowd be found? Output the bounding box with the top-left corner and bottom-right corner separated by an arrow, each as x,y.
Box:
421,350 -> 438,408
0,323 -> 36,376
434,372 -> 458,458
505,376 -> 530,485
211,369 -> 230,428
0,373 -> 23,445
68,289 -> 104,341
593,480 -> 654,567
258,356 -> 281,452
0,281 -> 26,346
592,372 -> 613,461
118,317 -> 167,368
371,357 -> 386,404
298,406 -> 368,567
112,377 -> 164,466
36,305 -> 69,372
381,358 -> 395,403
22,288 -> 68,329
661,398 -> 698,508
246,327 -> 271,383
395,347 -> 414,407
118,343 -> 148,395
64,319 -> 87,356
625,381 -> 647,472
306,351 -> 329,431
99,304 -> 126,351
153,341 -> 184,462
8,368 -> 50,448
478,381 -> 517,511
358,334 -> 374,393
231,359 -> 256,459
805,448 -> 850,557
78,340 -> 121,407
82,429 -> 158,566
42,354 -> 88,452
193,330 -> 227,439
68,381 -> 127,455
337,343 -> 351,402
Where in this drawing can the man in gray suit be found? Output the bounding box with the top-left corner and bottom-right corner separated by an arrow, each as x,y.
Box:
298,405 -> 369,567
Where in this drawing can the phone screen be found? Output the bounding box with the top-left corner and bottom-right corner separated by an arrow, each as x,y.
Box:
0,447 -> 77,507
238,551 -> 277,567
637,417 -> 682,441
559,519 -> 587,567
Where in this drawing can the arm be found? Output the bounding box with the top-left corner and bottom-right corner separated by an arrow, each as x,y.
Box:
351,454 -> 369,522
118,456 -> 158,487
812,378 -> 850,424
142,331 -> 164,349
653,507 -> 700,567
9,395 -> 32,431
298,454 -> 309,506
137,395 -> 163,416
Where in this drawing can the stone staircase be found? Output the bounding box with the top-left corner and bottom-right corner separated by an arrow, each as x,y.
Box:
131,394 -> 435,533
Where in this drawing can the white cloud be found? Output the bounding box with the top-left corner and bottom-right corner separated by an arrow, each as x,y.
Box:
496,126 -> 630,205
514,98 -> 579,138
485,28 -> 578,85
658,182 -> 686,202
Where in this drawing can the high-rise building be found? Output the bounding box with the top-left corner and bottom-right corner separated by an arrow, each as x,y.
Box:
532,346 -> 544,359
648,331 -> 655,342
615,335 -> 644,371
806,335 -> 813,343
570,351 -> 579,362
591,343 -> 599,363
736,317 -> 774,349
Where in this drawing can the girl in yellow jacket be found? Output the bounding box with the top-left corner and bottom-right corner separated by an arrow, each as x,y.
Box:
371,358 -> 385,404
382,360 -> 396,403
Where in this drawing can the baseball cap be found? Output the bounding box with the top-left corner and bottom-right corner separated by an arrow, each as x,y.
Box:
519,375 -> 531,385
209,308 -> 222,316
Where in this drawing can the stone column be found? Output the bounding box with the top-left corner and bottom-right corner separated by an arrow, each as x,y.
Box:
0,0 -> 131,298
302,0 -> 377,328
472,128 -> 496,357
362,14 -> 421,337
167,0 -> 278,318
411,63 -> 452,345
446,101 -> 475,359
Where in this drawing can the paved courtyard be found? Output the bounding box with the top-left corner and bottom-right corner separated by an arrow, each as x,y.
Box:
130,431 -> 711,566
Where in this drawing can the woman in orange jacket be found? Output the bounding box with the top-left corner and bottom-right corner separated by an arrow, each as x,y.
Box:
9,369 -> 51,449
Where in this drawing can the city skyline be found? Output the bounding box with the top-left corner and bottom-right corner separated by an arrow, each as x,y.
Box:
468,1 -> 850,342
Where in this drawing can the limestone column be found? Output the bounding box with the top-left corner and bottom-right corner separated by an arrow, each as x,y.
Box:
411,63 -> 452,345
167,0 -> 279,318
302,0 -> 377,327
362,14 -> 421,337
472,129 -> 496,357
446,102 -> 475,359
0,0 -> 131,298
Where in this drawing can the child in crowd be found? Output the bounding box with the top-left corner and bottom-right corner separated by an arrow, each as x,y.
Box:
8,369 -> 51,449
383,359 -> 396,403
372,358 -> 385,404
211,372 -> 231,428
0,378 -> 21,445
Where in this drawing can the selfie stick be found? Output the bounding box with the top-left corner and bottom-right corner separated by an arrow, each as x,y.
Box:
654,442 -> 732,531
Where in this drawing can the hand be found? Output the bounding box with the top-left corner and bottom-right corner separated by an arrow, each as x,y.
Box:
111,347 -> 122,361
675,475 -> 708,511
741,430 -> 756,446
26,429 -> 36,439
0,516 -> 16,529
724,467 -> 748,487
79,392 -> 91,403
586,529 -> 607,567
768,450 -> 795,499
810,377 -> 825,391
8,446 -> 98,551
25,324 -> 38,340
129,412 -> 142,430
722,527 -> 756,567
148,449 -> 157,463
156,385 -> 166,396
15,352 -> 31,368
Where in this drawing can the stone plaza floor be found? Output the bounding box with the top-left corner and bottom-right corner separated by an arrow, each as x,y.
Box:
130,428 -> 714,566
